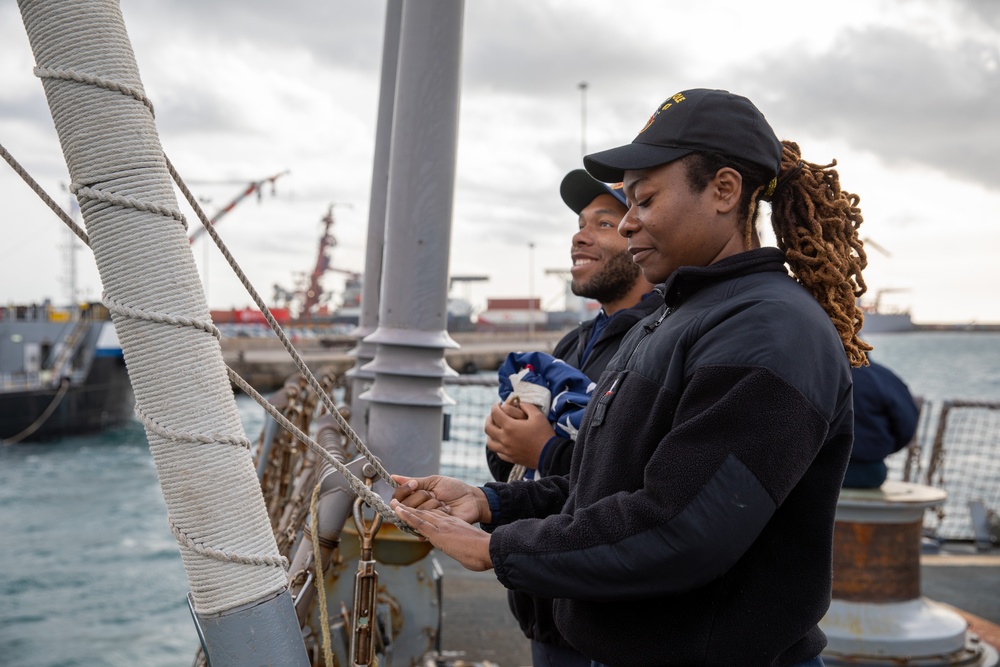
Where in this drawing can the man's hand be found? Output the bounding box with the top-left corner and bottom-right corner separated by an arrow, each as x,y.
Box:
390,474 -> 491,525
484,401 -> 556,469
390,501 -> 494,571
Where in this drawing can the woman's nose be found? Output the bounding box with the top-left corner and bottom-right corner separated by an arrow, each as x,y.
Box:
618,210 -> 637,238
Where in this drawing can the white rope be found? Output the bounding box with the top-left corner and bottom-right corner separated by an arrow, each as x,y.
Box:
11,2 -> 416,540
167,156 -> 398,489
104,292 -> 220,339
228,371 -> 416,534
35,65 -> 155,113
72,183 -> 188,230
0,142 -> 91,246
19,0 -> 287,615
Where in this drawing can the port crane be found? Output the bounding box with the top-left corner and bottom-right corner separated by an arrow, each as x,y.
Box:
273,204 -> 357,319
187,170 -> 290,244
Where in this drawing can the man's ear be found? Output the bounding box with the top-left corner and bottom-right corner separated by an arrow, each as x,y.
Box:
714,168 -> 741,215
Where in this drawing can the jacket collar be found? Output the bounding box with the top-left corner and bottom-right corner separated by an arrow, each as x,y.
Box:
655,248 -> 787,308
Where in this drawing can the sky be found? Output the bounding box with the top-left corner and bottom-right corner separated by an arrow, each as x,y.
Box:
2,0 -> 999,325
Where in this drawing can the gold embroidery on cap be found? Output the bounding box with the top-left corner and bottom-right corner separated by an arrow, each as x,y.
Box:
638,92 -> 688,134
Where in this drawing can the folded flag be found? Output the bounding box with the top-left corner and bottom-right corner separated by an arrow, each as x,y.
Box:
497,351 -> 595,441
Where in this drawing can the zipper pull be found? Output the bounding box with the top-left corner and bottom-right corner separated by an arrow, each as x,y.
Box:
591,371 -> 624,426
644,305 -> 673,333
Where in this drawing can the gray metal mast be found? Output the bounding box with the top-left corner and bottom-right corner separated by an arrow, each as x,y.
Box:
347,0 -> 403,444
361,0 -> 466,481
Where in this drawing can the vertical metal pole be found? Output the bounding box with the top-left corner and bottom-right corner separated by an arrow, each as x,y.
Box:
361,0 -> 465,480
578,81 -> 588,159
528,242 -> 536,339
347,0 -> 403,444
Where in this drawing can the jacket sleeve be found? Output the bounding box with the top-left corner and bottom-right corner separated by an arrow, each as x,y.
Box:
482,474 -> 571,530
537,435 -> 573,477
489,363 -> 845,602
486,445 -> 515,482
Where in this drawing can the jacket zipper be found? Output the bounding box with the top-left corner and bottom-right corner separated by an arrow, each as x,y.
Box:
591,301 -> 673,425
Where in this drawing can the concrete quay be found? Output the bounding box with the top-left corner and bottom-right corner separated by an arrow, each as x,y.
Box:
221,330 -> 567,391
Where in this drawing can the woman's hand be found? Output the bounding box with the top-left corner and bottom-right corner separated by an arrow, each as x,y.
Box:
391,501 -> 494,571
390,474 -> 491,525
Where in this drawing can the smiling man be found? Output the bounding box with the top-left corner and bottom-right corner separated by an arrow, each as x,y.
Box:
484,169 -> 655,667
486,169 -> 655,483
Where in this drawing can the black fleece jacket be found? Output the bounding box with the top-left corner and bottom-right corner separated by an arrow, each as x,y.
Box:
483,248 -> 854,667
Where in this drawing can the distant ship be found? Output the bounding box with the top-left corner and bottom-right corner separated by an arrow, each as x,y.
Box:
0,302 -> 134,443
860,288 -> 916,334
861,309 -> 916,333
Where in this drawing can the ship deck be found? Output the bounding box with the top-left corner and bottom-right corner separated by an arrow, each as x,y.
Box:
433,543 -> 1000,666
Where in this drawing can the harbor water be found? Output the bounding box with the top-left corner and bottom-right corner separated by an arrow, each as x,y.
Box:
1,331 -> 999,667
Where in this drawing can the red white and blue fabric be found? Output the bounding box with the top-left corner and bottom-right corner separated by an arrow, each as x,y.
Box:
497,351 -> 596,441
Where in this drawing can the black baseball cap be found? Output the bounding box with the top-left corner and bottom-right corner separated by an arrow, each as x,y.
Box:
559,169 -> 627,215
583,89 -> 782,183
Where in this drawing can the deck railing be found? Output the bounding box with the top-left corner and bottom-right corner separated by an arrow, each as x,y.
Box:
893,400 -> 1000,542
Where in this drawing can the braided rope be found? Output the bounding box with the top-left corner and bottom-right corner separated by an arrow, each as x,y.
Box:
311,482 -> 336,667
4,142 -> 417,536
166,156 -> 398,489
135,404 -> 251,450
35,65 -> 155,114
0,142 -> 91,245
73,183 -> 188,230
17,10 -> 422,608
169,519 -> 288,568
229,371 -> 418,536
104,292 -> 221,339
19,0 -> 287,615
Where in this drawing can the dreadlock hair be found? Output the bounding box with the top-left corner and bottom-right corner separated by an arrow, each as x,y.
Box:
682,143 -> 871,367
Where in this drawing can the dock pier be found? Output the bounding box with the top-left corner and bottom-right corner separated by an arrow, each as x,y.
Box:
222,331 -> 567,391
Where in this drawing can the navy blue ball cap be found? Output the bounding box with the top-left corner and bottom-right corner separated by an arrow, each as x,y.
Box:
583,89 -> 782,183
559,169 -> 627,215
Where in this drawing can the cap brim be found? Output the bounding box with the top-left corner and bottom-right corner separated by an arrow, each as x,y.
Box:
559,169 -> 626,214
583,143 -> 693,183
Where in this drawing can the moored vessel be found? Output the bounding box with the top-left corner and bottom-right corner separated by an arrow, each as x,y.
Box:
0,301 -> 133,443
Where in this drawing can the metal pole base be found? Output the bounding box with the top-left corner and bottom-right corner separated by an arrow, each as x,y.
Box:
188,587 -> 310,667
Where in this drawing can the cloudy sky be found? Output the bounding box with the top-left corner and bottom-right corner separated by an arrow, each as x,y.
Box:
2,0 -> 998,324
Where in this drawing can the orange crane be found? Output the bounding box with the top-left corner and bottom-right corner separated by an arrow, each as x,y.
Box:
273,204 -> 356,319
187,170 -> 290,244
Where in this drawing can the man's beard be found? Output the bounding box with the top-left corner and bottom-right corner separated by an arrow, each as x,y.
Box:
571,250 -> 642,305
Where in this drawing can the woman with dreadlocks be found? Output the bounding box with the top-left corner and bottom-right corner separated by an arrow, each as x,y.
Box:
391,89 -> 867,667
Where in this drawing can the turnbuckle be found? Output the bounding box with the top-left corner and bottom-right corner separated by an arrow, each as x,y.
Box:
350,466 -> 383,667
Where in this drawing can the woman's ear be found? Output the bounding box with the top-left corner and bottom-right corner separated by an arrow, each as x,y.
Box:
714,167 -> 741,215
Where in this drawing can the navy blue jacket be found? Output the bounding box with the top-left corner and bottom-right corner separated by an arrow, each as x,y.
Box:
850,360 -> 918,462
485,293 -> 661,649
483,248 -> 854,666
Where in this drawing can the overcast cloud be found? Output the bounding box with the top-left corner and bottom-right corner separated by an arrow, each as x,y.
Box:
2,0 -> 998,324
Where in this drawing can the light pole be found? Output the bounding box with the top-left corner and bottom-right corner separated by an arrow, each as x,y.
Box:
578,81 -> 588,158
528,242 -> 536,338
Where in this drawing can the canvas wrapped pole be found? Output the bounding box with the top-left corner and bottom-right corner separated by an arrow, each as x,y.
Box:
347,0 -> 404,444
16,1 -> 308,663
361,0 -> 466,481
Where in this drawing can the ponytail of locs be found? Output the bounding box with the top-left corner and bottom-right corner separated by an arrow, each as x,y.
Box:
766,141 -> 871,367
